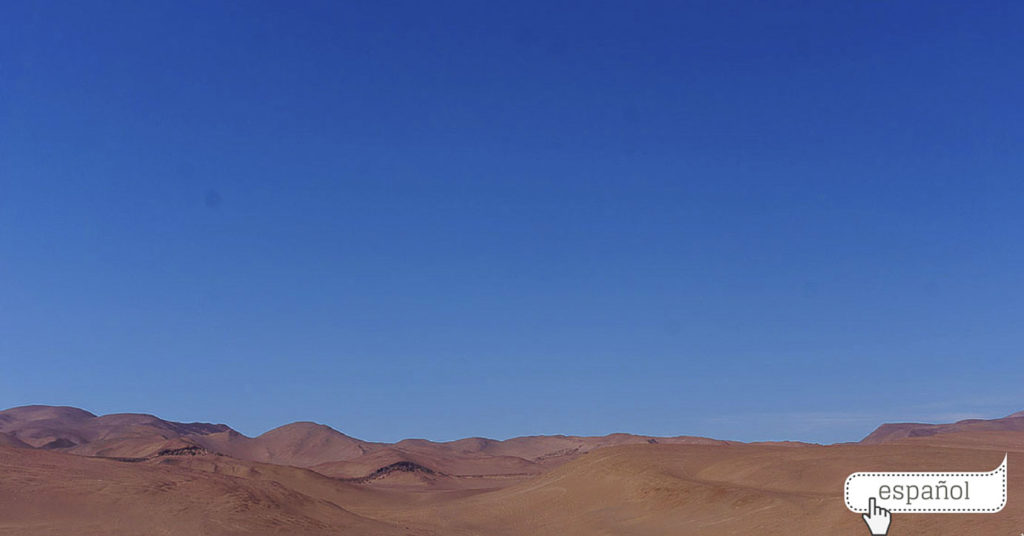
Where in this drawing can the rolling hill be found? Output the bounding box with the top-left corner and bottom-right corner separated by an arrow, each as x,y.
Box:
3,405 -> 1023,535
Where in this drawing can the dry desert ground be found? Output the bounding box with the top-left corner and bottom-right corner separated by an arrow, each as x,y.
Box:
2,405 -> 1022,535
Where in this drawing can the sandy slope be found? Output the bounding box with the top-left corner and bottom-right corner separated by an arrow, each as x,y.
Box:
3,406 -> 1023,535
3,438 -> 1021,535
0,446 -> 419,536
351,442 -> 1022,536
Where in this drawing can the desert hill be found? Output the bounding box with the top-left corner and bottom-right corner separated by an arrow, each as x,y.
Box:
2,425 -> 1022,535
0,444 -> 420,536
0,405 -> 231,458
861,411 -> 1024,444
403,443 -> 1022,535
4,405 -> 1024,535
0,405 -> 725,485
188,421 -> 380,468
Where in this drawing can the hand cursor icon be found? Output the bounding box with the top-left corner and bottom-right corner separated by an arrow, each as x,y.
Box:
862,497 -> 892,536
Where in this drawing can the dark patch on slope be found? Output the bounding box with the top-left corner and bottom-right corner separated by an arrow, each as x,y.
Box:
156,445 -> 209,457
351,461 -> 439,483
105,445 -> 212,463
41,438 -> 77,449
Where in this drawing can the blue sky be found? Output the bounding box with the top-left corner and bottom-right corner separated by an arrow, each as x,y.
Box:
1,1 -> 1022,443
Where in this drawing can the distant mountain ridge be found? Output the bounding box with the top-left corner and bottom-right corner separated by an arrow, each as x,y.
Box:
0,405 -> 724,484
860,411 -> 1024,444
7,404 -> 1020,486
0,405 -> 232,456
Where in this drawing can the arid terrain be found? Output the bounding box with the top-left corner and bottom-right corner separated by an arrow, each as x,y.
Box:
1,405 -> 1021,535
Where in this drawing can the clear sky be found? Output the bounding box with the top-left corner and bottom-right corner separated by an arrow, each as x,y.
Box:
2,1 -> 1022,444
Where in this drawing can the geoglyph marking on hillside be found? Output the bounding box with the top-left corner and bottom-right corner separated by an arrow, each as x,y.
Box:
845,455 -> 1007,514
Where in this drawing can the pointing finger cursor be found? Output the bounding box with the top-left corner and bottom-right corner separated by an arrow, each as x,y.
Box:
862,497 -> 892,536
